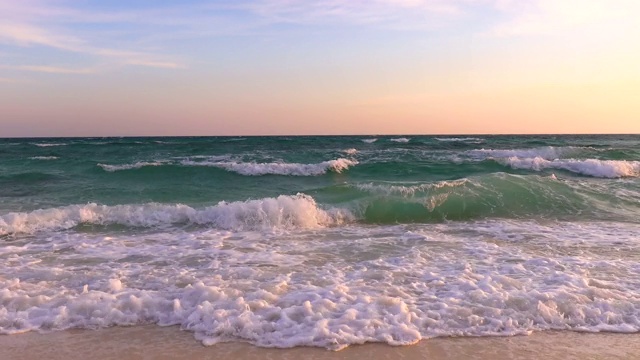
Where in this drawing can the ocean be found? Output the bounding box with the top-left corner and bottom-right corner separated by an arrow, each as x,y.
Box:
1,135 -> 639,350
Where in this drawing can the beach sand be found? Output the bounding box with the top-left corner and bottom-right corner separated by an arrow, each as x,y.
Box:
1,326 -> 638,360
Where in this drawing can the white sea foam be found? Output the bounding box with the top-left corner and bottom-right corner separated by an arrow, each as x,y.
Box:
33,143 -> 67,147
468,146 -> 584,160
390,138 -> 410,143
29,156 -> 59,160
98,161 -> 168,172
342,148 -> 358,155
181,158 -> 358,176
355,179 -> 469,196
362,138 -> 378,143
2,220 -> 639,349
436,137 -> 484,143
0,194 -> 353,236
501,157 -> 640,178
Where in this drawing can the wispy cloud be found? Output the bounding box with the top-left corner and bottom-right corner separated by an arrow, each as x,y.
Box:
0,0 -> 184,72
242,0 -> 463,27
6,65 -> 96,74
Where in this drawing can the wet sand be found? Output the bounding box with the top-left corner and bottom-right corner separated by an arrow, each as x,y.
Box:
1,326 -> 638,360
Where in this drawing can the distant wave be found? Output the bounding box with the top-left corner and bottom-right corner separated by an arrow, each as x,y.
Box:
33,143 -> 67,147
499,157 -> 640,178
436,137 -> 484,143
29,156 -> 59,160
390,138 -> 410,143
181,158 -> 358,176
99,158 -> 358,176
467,146 -> 586,160
354,179 -> 469,197
464,147 -> 636,178
361,138 -> 378,143
0,194 -> 353,235
98,161 -> 168,172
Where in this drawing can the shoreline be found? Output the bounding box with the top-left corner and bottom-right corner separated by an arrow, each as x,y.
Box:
2,326 -> 638,360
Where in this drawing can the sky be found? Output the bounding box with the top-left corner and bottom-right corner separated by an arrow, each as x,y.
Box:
1,0 -> 639,136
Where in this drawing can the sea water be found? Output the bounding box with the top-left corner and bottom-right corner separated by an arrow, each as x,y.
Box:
1,135 -> 639,349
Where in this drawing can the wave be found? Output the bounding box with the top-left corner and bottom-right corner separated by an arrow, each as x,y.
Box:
390,138 -> 410,143
0,194 -> 353,236
354,179 -> 469,197
348,173 -> 637,222
362,138 -> 378,143
29,156 -> 59,160
33,143 -> 67,147
436,137 -> 484,143
467,146 -> 586,160
499,157 -> 640,178
180,158 -> 358,176
98,161 -> 168,172
2,173 -> 637,235
98,157 -> 357,176
342,148 -> 358,155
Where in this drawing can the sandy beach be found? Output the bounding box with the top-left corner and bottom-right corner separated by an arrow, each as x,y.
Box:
2,326 -> 638,360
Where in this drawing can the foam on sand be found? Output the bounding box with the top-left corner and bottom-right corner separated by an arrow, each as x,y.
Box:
1,221 -> 640,349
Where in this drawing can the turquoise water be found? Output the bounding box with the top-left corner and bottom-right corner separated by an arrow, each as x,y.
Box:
1,135 -> 640,349
1,135 -> 639,221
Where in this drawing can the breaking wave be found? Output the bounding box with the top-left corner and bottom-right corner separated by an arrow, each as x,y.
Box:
499,157 -> 640,178
0,194 -> 353,236
180,158 -> 358,176
98,161 -> 168,172
390,138 -> 410,143
29,156 -> 59,160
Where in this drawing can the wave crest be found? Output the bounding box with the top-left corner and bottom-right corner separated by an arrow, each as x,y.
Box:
467,146 -> 583,160
390,138 -> 410,143
500,157 -> 640,178
98,161 -> 168,172
181,158 -> 358,176
0,194 -> 353,235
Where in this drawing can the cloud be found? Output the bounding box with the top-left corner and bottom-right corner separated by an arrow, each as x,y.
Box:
242,0 -> 462,26
486,0 -> 640,37
7,65 -> 96,74
0,0 -> 183,71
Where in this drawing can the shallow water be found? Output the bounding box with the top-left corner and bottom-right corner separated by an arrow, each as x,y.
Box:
1,135 -> 640,349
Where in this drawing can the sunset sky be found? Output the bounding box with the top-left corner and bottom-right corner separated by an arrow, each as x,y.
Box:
1,0 -> 639,136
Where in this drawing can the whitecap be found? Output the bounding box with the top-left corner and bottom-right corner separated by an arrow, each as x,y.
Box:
467,146 -> 581,160
390,138 -> 410,143
180,158 -> 358,176
98,161 -> 168,172
0,194 -> 353,236
29,156 -> 59,160
33,143 -> 67,147
499,157 -> 640,178
436,137 -> 484,143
